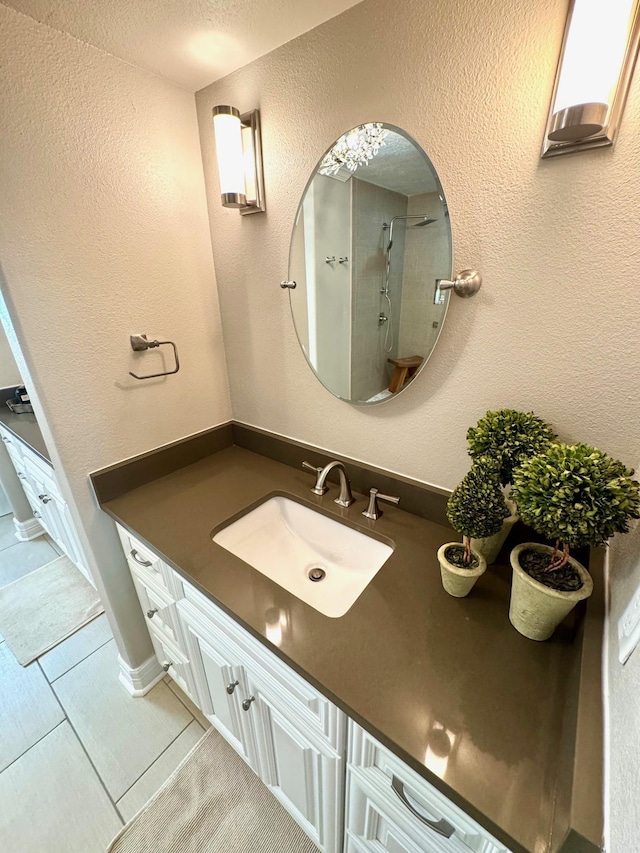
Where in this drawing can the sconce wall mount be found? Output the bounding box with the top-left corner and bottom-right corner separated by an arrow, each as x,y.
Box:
212,105 -> 265,214
542,0 -> 640,158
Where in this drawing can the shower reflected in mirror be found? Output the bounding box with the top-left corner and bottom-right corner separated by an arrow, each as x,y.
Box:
287,123 -> 453,405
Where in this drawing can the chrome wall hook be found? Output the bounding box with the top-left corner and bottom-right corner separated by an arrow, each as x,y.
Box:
129,334 -> 180,380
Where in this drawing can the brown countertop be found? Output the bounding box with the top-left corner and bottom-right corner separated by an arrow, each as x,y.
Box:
0,407 -> 50,463
99,444 -> 602,853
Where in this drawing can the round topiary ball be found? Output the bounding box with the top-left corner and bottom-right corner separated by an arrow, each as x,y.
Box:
447,458 -> 510,541
467,409 -> 557,486
510,442 -> 640,550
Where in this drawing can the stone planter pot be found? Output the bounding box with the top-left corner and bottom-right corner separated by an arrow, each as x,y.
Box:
437,543 -> 487,598
509,543 -> 593,641
470,499 -> 518,565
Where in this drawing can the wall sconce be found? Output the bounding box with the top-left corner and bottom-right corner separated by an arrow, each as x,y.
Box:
542,0 -> 640,157
212,105 -> 266,214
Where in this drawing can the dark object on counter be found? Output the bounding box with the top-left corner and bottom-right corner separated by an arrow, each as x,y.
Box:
6,385 -> 33,414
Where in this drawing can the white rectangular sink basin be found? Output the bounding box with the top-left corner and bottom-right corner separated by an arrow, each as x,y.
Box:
212,495 -> 393,618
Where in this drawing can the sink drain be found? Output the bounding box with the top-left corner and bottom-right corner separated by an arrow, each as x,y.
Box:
308,567 -> 326,582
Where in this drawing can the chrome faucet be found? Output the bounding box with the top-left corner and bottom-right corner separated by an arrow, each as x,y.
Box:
302,460 -> 355,507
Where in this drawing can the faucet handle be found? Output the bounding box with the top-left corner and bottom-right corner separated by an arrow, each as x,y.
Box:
302,461 -> 328,495
362,487 -> 400,520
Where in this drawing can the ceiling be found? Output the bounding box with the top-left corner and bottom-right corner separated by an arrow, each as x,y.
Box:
355,132 -> 439,196
4,0 -> 364,91
326,130 -> 439,197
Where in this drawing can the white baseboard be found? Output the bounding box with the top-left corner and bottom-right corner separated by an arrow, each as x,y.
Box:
118,653 -> 164,697
14,515 -> 45,542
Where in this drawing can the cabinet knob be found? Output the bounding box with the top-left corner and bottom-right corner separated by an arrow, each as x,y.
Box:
226,680 -> 240,695
161,661 -> 173,672
146,608 -> 158,619
38,494 -> 51,504
242,695 -> 256,711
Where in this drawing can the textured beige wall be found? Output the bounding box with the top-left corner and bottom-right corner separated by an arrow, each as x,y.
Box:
196,0 -> 640,490
0,5 -> 232,667
195,0 -> 640,848
0,321 -> 21,388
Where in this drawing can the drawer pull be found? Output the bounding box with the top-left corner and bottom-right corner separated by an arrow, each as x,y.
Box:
226,680 -> 239,695
146,608 -> 158,619
162,661 -> 173,672
33,510 -> 42,519
2,436 -> 10,443
130,549 -> 153,568
17,472 -> 26,479
38,494 -> 51,504
242,695 -> 255,711
391,776 -> 455,839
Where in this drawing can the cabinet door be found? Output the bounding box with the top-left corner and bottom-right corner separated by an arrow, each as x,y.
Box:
249,675 -> 343,853
178,601 -> 257,770
22,455 -> 93,583
54,501 -> 92,582
23,466 -> 60,542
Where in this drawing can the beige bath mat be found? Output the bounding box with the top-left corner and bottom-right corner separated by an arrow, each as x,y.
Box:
108,727 -> 319,853
0,555 -> 103,665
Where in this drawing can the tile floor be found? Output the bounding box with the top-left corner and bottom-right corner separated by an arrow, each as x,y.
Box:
0,513 -> 209,852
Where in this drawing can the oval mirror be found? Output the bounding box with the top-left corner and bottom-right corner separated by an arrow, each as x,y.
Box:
287,122 -> 453,405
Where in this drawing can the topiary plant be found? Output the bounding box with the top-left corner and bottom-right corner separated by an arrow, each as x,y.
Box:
510,442 -> 640,571
447,458 -> 510,564
467,409 -> 557,487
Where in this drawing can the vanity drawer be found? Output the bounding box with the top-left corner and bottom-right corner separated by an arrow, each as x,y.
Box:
0,430 -> 25,470
147,623 -> 196,701
347,723 -> 509,853
346,769 -> 472,853
131,572 -> 181,647
117,525 -> 174,594
182,580 -> 344,750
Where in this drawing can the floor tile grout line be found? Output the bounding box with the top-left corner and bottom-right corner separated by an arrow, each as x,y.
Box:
0,719 -> 66,775
114,716 -> 197,806
40,659 -> 126,826
164,677 -> 208,724
43,647 -> 195,821
45,633 -> 114,684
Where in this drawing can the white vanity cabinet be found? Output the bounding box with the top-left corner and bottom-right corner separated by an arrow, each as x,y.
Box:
177,581 -> 345,853
116,523 -> 513,853
0,423 -> 92,584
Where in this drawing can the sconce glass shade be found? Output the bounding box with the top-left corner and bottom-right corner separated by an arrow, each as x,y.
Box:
212,105 -> 266,214
212,106 -> 247,208
542,0 -> 640,156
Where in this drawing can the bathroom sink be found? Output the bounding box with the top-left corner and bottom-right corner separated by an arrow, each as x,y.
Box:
212,495 -> 393,618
